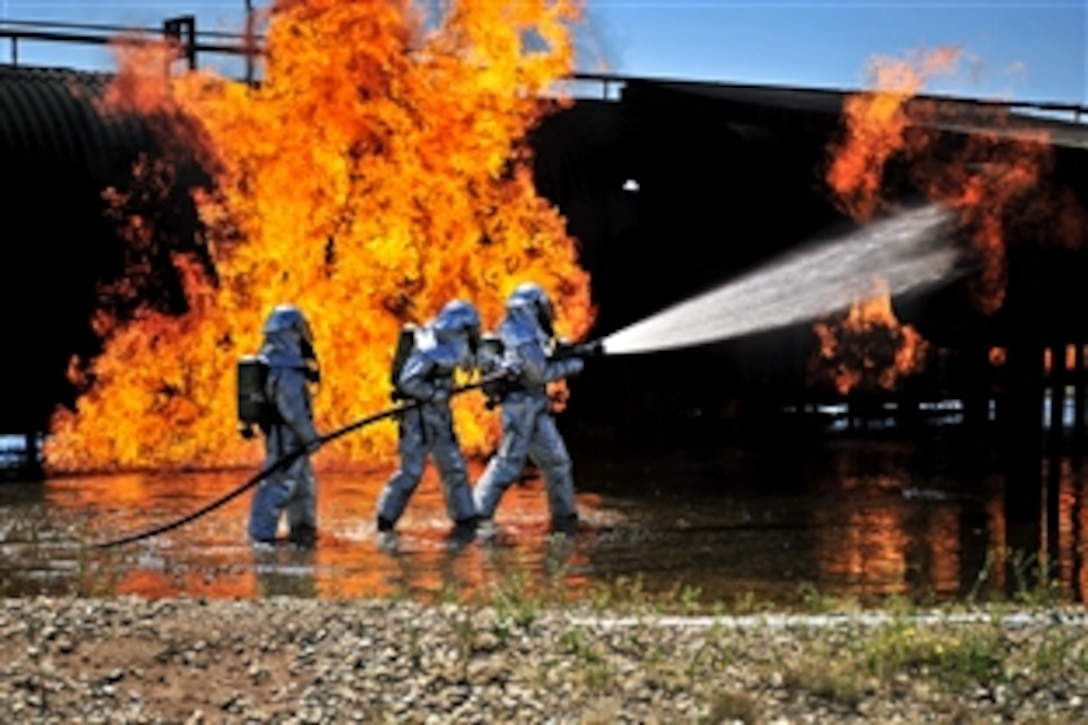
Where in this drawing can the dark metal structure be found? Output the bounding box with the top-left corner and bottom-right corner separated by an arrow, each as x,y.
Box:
0,64 -> 142,434
0,62 -> 205,451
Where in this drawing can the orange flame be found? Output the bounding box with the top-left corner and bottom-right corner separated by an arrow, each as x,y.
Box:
810,278 -> 929,395
826,48 -> 960,222
46,0 -> 593,473
826,46 -> 1085,316
546,378 -> 570,413
819,47 -> 1087,392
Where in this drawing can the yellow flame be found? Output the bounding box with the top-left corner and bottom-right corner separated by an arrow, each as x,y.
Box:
46,0 -> 594,473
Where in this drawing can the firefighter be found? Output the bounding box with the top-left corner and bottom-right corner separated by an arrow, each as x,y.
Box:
375,299 -> 483,540
247,304 -> 322,547
473,282 -> 600,538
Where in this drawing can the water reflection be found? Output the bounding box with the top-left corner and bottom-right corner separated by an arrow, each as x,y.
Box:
1052,456 -> 1088,602
0,438 -> 1084,607
24,463 -> 613,602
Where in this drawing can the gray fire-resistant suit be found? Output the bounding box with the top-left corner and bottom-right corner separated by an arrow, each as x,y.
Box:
375,299 -> 482,531
248,305 -> 321,545
473,284 -> 585,530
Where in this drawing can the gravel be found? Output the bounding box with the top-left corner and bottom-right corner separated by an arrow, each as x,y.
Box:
0,595 -> 1085,723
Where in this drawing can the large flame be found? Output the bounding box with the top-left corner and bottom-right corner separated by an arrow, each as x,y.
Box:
810,278 -> 929,395
826,47 -> 1083,314
46,0 -> 594,473
817,47 -> 1085,393
815,51 -> 955,394
826,48 -> 960,223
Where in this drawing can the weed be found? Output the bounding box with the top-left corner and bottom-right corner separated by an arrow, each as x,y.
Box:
75,545 -> 124,597
1033,630 -> 1077,680
863,621 -> 1005,688
705,689 -> 761,724
965,549 -> 997,605
680,583 -> 702,614
786,654 -> 863,707
1009,550 -> 1061,606
797,581 -> 839,614
489,561 -> 542,631
728,590 -> 765,615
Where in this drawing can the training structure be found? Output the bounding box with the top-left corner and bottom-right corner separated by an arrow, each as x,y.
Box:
0,19 -> 1087,505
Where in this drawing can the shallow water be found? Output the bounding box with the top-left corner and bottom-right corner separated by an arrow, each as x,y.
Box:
0,421 -> 1083,607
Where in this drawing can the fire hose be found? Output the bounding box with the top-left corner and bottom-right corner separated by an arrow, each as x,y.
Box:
91,371 -> 510,549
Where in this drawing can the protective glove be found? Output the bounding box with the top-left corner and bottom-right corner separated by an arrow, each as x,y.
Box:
430,379 -> 453,404
239,422 -> 257,440
478,354 -> 501,375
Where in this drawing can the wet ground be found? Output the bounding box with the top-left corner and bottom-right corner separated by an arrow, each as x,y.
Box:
0,413 -> 1083,608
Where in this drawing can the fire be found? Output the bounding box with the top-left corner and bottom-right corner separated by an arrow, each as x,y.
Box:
1043,344 -> 1080,375
546,379 -> 570,413
826,48 -> 960,222
819,47 -> 1086,393
826,46 -> 1085,315
45,0 -> 594,473
810,278 -> 929,395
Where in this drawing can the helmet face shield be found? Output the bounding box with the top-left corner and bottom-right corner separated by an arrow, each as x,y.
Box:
537,297 -> 555,337
437,299 -> 482,355
264,304 -> 317,363
298,317 -> 316,360
511,282 -> 555,337
466,325 -> 481,356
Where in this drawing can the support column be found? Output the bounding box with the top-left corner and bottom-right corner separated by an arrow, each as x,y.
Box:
1073,342 -> 1087,601
961,343 -> 990,448
1044,343 -> 1067,577
1002,342 -> 1044,526
22,431 -> 42,480
1074,342 -> 1086,461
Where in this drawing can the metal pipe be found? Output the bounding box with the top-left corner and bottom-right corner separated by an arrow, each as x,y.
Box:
0,28 -> 262,57
0,17 -> 261,41
244,0 -> 254,85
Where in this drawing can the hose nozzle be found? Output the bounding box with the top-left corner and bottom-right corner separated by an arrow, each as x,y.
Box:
553,339 -> 606,360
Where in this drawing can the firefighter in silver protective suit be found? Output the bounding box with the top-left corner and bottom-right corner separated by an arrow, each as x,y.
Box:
473,282 -> 601,537
247,304 -> 322,546
375,299 -> 483,537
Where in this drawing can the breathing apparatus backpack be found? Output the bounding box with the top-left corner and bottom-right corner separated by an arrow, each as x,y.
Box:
390,323 -> 418,402
236,355 -> 280,437
479,333 -> 511,409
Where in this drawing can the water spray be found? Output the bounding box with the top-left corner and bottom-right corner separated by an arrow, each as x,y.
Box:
600,203 -> 965,356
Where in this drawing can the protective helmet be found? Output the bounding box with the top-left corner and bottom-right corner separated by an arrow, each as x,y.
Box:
435,298 -> 482,354
263,304 -> 316,359
509,282 -> 555,336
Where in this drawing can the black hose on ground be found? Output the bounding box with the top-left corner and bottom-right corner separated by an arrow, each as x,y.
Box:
91,372 -> 508,549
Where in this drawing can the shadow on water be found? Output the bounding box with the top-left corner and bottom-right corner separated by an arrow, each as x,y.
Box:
0,420 -> 1082,608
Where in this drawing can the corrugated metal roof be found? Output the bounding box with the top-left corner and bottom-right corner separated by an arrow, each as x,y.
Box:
0,64 -> 152,180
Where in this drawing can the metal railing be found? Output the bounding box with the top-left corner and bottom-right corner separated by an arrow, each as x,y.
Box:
1,17 -> 1084,124
570,71 -> 1087,125
0,17 -> 263,81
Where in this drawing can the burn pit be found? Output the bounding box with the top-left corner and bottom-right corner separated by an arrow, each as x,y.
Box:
44,0 -> 595,474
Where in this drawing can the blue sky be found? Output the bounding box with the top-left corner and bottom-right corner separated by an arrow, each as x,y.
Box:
2,1 -> 1085,105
